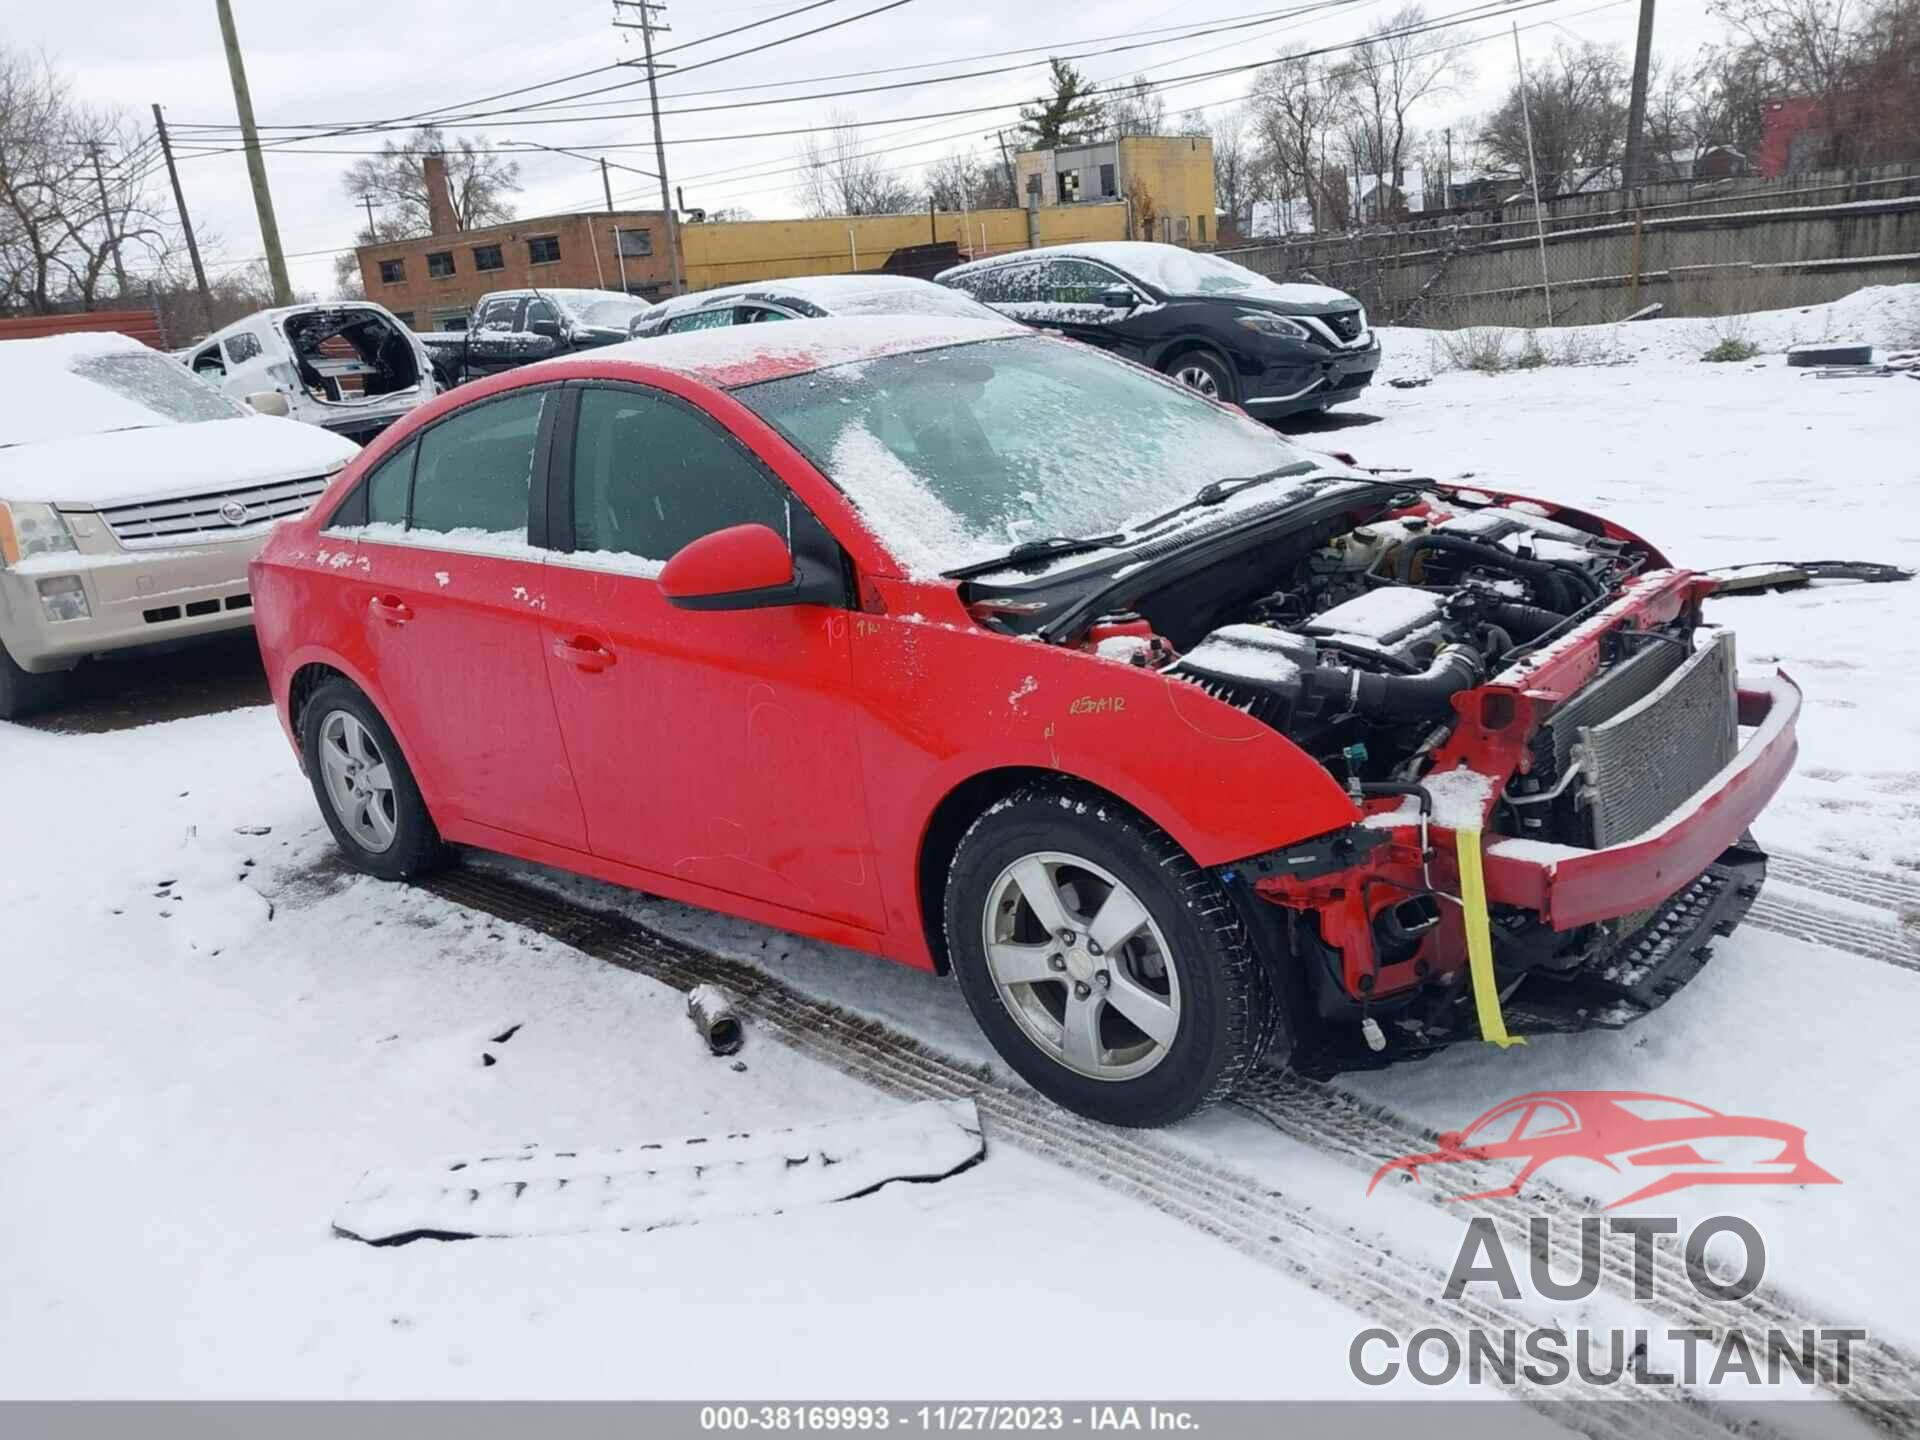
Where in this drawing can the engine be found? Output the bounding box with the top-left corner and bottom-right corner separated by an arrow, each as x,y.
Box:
1144,500 -> 1643,783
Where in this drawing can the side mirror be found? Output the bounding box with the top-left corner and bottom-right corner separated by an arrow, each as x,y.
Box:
1101,287 -> 1138,310
661,524 -> 796,610
529,317 -> 563,340
247,391 -> 291,417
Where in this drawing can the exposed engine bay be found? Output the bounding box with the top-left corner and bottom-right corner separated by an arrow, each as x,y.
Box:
1034,484 -> 1780,1071
1081,494 -> 1653,827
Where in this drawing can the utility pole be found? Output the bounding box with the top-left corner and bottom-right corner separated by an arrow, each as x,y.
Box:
1444,127 -> 1453,210
152,104 -> 213,326
360,194 -> 377,236
1512,23 -> 1555,324
601,157 -> 616,213
612,0 -> 683,295
1622,0 -> 1658,194
213,0 -> 293,304
86,143 -> 130,297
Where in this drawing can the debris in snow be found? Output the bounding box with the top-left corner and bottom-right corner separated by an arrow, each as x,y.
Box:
686,984 -> 745,1056
1387,375 -> 1431,389
1786,342 -> 1873,367
1707,560 -> 1915,594
331,1098 -> 985,1245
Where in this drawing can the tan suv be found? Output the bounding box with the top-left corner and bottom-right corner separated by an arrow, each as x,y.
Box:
0,332 -> 360,719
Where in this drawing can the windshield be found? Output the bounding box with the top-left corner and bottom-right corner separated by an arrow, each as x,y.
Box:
737,335 -> 1314,576
74,352 -> 246,425
573,296 -> 652,329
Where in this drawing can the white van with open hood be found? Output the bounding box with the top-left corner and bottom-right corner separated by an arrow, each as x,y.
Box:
182,302 -> 439,446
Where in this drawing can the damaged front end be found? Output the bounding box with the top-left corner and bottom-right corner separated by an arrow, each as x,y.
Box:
1055,483 -> 1800,1075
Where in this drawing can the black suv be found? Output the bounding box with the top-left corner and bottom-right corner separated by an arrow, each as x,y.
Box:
937,242 -> 1379,420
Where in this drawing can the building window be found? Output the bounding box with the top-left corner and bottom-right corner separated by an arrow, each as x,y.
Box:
528,235 -> 561,265
1197,214 -> 1207,244
1057,169 -> 1081,204
426,251 -> 455,278
472,244 -> 504,272
392,311 -> 416,327
1100,163 -> 1116,196
616,227 -> 652,257
378,258 -> 406,284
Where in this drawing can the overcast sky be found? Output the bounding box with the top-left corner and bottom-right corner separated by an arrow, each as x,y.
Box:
22,0 -> 1730,298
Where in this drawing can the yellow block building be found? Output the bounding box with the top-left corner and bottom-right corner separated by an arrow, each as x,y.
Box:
1014,135 -> 1217,247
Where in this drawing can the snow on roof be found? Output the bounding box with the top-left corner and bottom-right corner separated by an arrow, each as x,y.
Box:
656,273 -> 998,321
565,314 -> 1026,389
941,242 -> 1356,308
484,287 -> 654,322
0,332 -> 202,450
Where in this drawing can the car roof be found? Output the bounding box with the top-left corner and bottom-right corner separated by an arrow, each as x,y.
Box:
547,313 -> 1026,389
938,241 -> 1359,308
650,273 -> 992,321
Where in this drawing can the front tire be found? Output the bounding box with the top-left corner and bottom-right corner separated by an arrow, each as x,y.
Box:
943,783 -> 1277,1127
1167,350 -> 1236,404
0,641 -> 69,722
300,679 -> 446,880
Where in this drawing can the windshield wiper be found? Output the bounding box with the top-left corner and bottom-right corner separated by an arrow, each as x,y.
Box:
946,532 -> 1124,579
1130,461 -> 1321,533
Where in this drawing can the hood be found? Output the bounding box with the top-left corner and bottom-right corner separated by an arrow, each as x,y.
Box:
0,415 -> 359,509
1202,283 -> 1359,316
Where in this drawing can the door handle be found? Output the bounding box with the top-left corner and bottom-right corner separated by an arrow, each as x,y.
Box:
553,635 -> 616,672
369,595 -> 413,625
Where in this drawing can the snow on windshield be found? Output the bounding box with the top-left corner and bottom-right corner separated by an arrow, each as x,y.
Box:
0,333 -> 245,449
538,289 -> 653,329
741,334 -> 1316,577
1043,244 -> 1354,305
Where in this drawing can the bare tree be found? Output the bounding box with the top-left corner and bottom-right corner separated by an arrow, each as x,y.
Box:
340,125 -> 520,237
1250,54 -> 1355,232
794,111 -> 919,217
1331,5 -> 1468,219
1478,40 -> 1631,195
1109,75 -> 1167,138
1194,109 -> 1255,239
0,48 -> 186,314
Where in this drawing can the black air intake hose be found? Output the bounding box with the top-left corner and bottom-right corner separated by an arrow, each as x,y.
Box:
1304,645 -> 1483,720
1482,600 -> 1565,641
1397,533 -> 1589,612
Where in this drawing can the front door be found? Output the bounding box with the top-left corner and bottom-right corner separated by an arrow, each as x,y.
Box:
351,387 -> 587,849
537,382 -> 886,933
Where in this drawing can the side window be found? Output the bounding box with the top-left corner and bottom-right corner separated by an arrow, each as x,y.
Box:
975,263 -> 1043,306
411,390 -> 545,538
1047,259 -> 1122,304
477,298 -> 523,332
665,307 -> 734,334
527,298 -> 559,331
738,306 -> 794,325
224,331 -> 263,364
570,387 -> 789,563
366,443 -> 415,527
192,343 -> 226,378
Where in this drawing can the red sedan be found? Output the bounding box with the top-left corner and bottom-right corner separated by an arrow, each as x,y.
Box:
253,316 -> 1798,1127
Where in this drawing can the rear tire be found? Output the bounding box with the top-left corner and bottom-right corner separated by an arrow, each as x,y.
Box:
300,679 -> 446,880
0,642 -> 69,722
1167,350 -> 1237,404
943,782 -> 1275,1127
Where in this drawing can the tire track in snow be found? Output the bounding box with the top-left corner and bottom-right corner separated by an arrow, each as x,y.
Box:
1746,894 -> 1920,973
1232,1071 -> 1920,1433
417,865 -> 1800,1440
1770,852 -> 1920,916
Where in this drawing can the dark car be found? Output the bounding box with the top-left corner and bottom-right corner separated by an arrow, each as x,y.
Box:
421,288 -> 655,387
937,242 -> 1380,421
630,273 -> 1000,338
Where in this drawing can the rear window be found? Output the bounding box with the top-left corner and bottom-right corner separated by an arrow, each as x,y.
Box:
409,391 -> 545,537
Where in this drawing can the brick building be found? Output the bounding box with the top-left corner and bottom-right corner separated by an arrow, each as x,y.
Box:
357,155 -> 672,330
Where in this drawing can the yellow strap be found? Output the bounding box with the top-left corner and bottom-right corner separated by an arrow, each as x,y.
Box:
1455,826 -> 1527,1050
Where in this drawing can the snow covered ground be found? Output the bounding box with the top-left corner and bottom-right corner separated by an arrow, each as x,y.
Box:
2,287 -> 1916,1412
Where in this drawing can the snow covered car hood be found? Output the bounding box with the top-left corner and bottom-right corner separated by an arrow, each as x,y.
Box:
0,415 -> 360,509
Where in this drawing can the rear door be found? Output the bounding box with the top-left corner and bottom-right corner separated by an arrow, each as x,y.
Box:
537,381 -> 885,932
464,296 -> 526,378
1038,258 -> 1139,356
351,385 -> 587,850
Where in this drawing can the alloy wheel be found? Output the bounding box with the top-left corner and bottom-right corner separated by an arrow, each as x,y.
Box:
317,709 -> 398,853
1174,363 -> 1221,398
980,851 -> 1182,1082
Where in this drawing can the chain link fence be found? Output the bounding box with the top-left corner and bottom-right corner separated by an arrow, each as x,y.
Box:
1221,163 -> 1920,328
